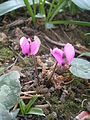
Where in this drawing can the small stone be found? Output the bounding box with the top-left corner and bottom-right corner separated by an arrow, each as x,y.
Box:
52,111 -> 57,119
49,87 -> 54,92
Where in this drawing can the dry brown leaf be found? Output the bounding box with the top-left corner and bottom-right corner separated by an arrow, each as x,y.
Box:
37,56 -> 47,77
15,27 -> 25,39
55,75 -> 64,89
0,32 -> 8,43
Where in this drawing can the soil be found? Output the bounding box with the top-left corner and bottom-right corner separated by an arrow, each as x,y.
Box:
0,7 -> 90,120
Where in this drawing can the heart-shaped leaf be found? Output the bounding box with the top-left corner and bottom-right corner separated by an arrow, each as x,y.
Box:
70,58 -> 90,79
72,0 -> 90,10
0,103 -> 19,120
0,71 -> 21,110
0,0 -> 44,16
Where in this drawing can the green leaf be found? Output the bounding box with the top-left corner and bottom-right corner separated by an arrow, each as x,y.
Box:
0,67 -> 5,73
10,109 -> 19,119
0,103 -> 14,120
70,58 -> 90,79
78,52 -> 90,57
0,71 -> 21,110
49,20 -> 90,27
28,107 -> 45,116
49,0 -> 67,22
0,0 -> 42,16
72,0 -> 90,10
24,0 -> 36,27
19,99 -> 25,115
47,0 -> 55,21
39,0 -> 45,16
25,95 -> 38,113
68,0 -> 79,15
85,33 -> 90,36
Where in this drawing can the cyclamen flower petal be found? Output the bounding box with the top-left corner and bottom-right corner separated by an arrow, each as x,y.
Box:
20,37 -> 29,55
64,43 -> 75,65
30,36 -> 41,56
50,48 -> 63,66
75,111 -> 90,120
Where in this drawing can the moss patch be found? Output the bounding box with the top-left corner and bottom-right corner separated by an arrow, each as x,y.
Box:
0,47 -> 14,59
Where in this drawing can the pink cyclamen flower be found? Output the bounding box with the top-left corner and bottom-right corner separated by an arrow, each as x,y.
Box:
75,111 -> 90,120
20,36 -> 29,55
64,43 -> 75,65
30,36 -> 41,56
20,36 -> 40,56
50,48 -> 63,66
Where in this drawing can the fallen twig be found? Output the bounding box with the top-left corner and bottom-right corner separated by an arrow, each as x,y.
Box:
44,35 -> 81,54
21,91 -> 36,95
20,94 -> 43,99
48,62 -> 57,81
35,104 -> 50,108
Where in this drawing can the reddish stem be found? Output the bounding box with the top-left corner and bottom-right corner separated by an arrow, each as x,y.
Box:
33,56 -> 39,83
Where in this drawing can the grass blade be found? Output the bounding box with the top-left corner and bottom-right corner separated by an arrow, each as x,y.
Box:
39,0 -> 45,16
49,0 -> 67,22
47,0 -> 55,21
25,95 -> 38,114
19,99 -> 25,115
33,0 -> 36,15
28,107 -> 45,116
49,20 -> 90,27
24,0 -> 36,27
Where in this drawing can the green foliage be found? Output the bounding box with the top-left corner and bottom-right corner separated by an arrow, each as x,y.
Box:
24,0 -> 36,27
0,0 -> 90,28
0,71 -> 21,120
68,0 -> 79,15
28,107 -> 45,116
49,20 -> 90,27
47,0 -> 67,22
0,0 -> 41,16
19,95 -> 45,116
78,52 -> 90,57
0,103 -> 19,120
0,67 -> 5,74
70,58 -> 90,79
0,47 -> 14,59
72,0 -> 90,10
85,33 -> 90,36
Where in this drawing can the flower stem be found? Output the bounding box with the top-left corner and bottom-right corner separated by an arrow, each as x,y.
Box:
33,56 -> 39,83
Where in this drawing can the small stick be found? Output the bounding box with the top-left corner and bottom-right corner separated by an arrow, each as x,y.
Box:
20,96 -> 32,99
33,56 -> 40,83
20,94 -> 43,99
64,78 -> 74,85
24,80 -> 35,85
35,104 -> 50,108
48,62 -> 57,81
21,91 -> 36,95
9,46 -> 25,61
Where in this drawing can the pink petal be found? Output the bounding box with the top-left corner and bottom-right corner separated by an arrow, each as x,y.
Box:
75,111 -> 90,120
20,36 -> 29,55
64,43 -> 75,65
50,48 -> 63,66
30,36 -> 41,56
